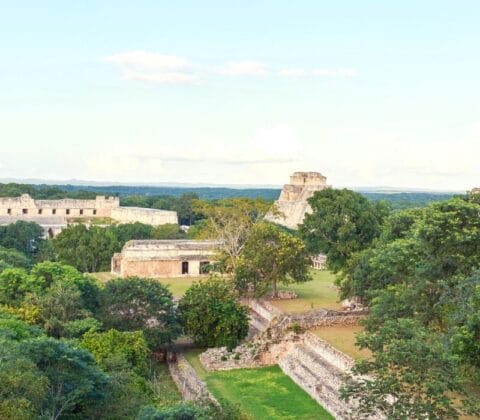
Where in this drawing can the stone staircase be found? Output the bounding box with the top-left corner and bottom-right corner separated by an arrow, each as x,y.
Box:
246,299 -> 282,340
278,333 -> 354,419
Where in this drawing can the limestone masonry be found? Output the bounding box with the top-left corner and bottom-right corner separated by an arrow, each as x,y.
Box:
111,239 -> 220,278
266,171 -> 330,229
0,194 -> 178,236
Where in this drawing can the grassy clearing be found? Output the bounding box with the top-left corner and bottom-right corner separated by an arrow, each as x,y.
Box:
269,270 -> 342,313
184,350 -> 332,420
148,360 -> 182,407
312,325 -> 370,360
90,273 -> 199,297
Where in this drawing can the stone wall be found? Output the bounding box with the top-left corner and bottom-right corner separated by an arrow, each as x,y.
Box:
0,194 -> 178,233
112,240 -> 220,278
198,301 -> 371,419
167,353 -> 217,404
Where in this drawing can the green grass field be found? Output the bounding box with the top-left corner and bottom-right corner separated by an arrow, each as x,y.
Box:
184,350 -> 332,420
312,325 -> 370,360
269,270 -> 342,313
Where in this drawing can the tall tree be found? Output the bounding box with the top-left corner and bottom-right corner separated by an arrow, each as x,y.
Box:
99,277 -> 181,349
192,198 -> 271,271
235,222 -> 312,297
299,188 -> 389,272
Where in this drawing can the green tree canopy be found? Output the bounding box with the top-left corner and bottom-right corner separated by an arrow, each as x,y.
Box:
178,277 -> 249,350
299,188 -> 389,272
235,222 -> 312,297
80,329 -> 149,374
99,277 -> 181,349
20,337 -> 108,419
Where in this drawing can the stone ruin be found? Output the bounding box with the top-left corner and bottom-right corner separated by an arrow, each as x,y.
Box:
199,300 -> 370,419
0,193 -> 178,237
266,171 -> 331,229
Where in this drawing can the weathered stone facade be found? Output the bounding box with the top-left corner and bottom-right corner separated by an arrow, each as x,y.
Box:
111,239 -> 220,278
199,299 -> 371,419
312,253 -> 327,270
266,171 -> 330,229
0,194 -> 178,236
471,187 -> 480,194
167,353 -> 218,404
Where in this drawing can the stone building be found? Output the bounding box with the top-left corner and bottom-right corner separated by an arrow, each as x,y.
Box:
111,239 -> 221,278
471,187 -> 480,194
0,194 -> 178,236
266,172 -> 331,229
311,254 -> 327,270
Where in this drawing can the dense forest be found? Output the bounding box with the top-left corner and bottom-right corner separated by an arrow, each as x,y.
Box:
0,182 -> 458,210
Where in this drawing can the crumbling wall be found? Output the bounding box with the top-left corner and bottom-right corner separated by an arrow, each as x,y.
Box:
167,353 -> 217,404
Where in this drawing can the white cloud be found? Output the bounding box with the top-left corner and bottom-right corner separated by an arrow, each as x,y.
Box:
278,68 -> 307,77
102,51 -> 190,71
215,61 -> 267,76
123,71 -> 196,85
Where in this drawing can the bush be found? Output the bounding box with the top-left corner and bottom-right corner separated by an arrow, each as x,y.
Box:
178,277 -> 249,350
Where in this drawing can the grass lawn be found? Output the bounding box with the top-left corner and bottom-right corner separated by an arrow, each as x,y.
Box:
312,325 -> 370,360
269,270 -> 342,313
184,350 -> 332,420
90,272 -> 199,297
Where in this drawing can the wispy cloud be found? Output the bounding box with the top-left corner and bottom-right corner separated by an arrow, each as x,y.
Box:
214,61 -> 268,76
102,50 -> 356,84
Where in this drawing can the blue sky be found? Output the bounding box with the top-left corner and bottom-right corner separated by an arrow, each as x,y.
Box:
1,1 -> 479,189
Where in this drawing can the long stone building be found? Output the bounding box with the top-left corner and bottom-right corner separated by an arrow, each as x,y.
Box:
111,239 -> 221,278
0,194 -> 178,236
266,171 -> 331,229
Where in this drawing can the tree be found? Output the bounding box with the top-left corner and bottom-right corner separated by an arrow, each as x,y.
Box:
0,220 -> 44,258
0,341 -> 48,420
235,222 -> 312,297
30,280 -> 91,338
0,246 -> 30,269
20,337 -> 108,420
138,403 -> 212,420
30,262 -> 101,313
151,223 -> 186,239
80,329 -> 149,374
192,198 -> 271,271
0,268 -> 33,305
99,277 -> 181,349
52,224 -> 118,272
341,318 -> 479,419
178,277 -> 249,350
299,188 -> 389,272
450,272 -> 480,369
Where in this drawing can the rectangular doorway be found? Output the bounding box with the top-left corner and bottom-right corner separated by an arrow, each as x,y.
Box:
181,261 -> 189,275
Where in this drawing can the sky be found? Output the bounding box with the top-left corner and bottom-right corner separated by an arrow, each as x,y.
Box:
1,0 -> 479,190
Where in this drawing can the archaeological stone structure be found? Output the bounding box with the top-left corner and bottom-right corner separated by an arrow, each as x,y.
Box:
111,239 -> 221,278
0,194 -> 178,236
471,187 -> 480,194
266,171 -> 331,229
